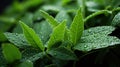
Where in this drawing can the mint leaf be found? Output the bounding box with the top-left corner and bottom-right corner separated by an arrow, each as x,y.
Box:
13,13 -> 33,33
74,26 -> 120,52
55,10 -> 72,27
0,31 -> 7,42
41,5 -> 61,12
48,47 -> 77,60
4,32 -> 30,48
62,0 -> 71,5
70,9 -> 84,45
20,21 -> 44,51
33,21 -> 52,44
16,60 -> 33,67
2,43 -> 22,63
111,12 -> 120,27
22,48 -> 45,62
40,10 -> 58,28
47,20 -> 66,50
82,26 -> 115,36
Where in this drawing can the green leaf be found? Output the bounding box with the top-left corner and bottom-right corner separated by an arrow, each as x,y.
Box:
13,13 -> 33,33
70,8 -> 84,45
62,0 -> 71,5
74,26 -> 120,52
22,48 -> 45,62
0,31 -> 7,42
74,35 -> 120,52
33,21 -> 52,44
41,5 -> 61,12
33,10 -> 42,21
0,21 -> 12,32
111,12 -> 120,27
39,10 -> 59,28
55,10 -> 72,27
47,20 -> 66,49
82,26 -> 115,36
16,60 -> 33,67
20,21 -> 44,51
64,28 -> 71,42
4,32 -> 30,48
2,43 -> 22,63
95,0 -> 120,7
86,1 -> 102,12
20,13 -> 33,27
48,47 -> 77,60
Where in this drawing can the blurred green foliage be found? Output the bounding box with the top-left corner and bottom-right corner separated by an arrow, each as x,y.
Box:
0,0 -> 120,67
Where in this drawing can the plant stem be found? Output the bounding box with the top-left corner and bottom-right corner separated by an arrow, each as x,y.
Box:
112,7 -> 120,12
84,10 -> 112,23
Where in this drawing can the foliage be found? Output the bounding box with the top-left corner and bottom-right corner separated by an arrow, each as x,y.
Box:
0,0 -> 120,67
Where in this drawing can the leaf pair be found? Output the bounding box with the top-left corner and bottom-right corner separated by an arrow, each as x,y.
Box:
39,9 -> 84,60
40,8 -> 84,47
19,20 -> 77,60
17,9 -> 83,61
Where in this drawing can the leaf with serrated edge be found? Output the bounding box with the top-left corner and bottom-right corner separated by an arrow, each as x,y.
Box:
2,43 -> 22,63
47,20 -> 66,50
20,21 -> 44,51
74,26 -> 120,52
70,8 -> 84,45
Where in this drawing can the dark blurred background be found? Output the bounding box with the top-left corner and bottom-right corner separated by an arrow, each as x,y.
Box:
0,0 -> 13,14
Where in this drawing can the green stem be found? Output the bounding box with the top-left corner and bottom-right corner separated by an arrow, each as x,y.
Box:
112,7 -> 120,12
84,10 -> 112,23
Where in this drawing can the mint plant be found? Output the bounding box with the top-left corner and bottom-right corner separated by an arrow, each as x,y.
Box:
0,0 -> 120,67
1,8 -> 120,67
